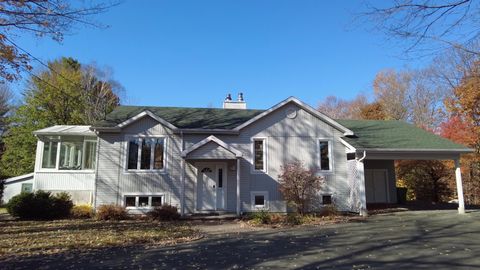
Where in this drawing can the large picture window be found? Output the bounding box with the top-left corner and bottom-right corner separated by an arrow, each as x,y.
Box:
253,138 -> 266,172
41,137 -> 97,170
319,140 -> 332,171
126,137 -> 166,171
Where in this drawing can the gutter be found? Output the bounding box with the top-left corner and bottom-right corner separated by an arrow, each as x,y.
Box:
356,148 -> 474,153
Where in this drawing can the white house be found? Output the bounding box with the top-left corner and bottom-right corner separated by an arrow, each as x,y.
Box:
2,95 -> 473,216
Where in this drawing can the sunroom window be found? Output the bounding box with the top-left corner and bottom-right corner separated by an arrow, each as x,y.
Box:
41,136 -> 96,170
41,140 -> 58,169
126,137 -> 166,171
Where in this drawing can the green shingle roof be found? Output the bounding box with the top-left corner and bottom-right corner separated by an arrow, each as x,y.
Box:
94,106 -> 264,130
337,119 -> 470,151
95,106 -> 469,151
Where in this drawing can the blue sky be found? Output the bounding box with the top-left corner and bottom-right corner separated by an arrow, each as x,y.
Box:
11,1 -> 421,109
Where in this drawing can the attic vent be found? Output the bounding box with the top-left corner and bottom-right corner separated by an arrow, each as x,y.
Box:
223,92 -> 247,109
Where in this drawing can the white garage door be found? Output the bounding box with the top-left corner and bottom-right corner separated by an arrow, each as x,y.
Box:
365,169 -> 389,203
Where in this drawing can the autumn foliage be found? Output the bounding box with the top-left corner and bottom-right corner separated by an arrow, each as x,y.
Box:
278,162 -> 324,214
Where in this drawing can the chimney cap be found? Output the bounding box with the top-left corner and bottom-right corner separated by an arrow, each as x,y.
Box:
225,93 -> 232,101
238,92 -> 244,102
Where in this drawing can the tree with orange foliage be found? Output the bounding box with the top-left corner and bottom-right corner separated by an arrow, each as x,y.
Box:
441,60 -> 480,204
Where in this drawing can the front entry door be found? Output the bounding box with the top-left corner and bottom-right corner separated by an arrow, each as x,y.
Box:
197,163 -> 226,211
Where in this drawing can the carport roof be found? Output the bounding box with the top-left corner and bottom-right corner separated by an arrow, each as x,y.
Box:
337,120 -> 472,152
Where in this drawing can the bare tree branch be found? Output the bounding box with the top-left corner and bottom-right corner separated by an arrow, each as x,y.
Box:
0,0 -> 121,82
361,0 -> 480,57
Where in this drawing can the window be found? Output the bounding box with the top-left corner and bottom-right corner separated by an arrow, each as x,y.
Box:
124,195 -> 164,208
138,196 -> 149,207
253,138 -> 266,172
251,191 -> 268,209
153,138 -> 164,169
218,168 -> 223,188
127,139 -> 139,169
140,140 -> 152,169
319,140 -> 332,171
125,196 -> 136,207
41,137 -> 96,170
254,195 -> 264,206
59,140 -> 83,170
21,183 -> 33,193
41,140 -> 58,169
83,141 -> 97,170
322,195 -> 332,205
126,137 -> 166,171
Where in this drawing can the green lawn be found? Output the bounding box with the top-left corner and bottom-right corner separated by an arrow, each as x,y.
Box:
0,219 -> 200,259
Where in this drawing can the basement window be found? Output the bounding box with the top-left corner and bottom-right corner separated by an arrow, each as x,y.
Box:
124,195 -> 164,208
251,191 -> 269,210
322,195 -> 332,205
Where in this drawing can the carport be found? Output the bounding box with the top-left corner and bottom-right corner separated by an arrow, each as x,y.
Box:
337,120 -> 474,216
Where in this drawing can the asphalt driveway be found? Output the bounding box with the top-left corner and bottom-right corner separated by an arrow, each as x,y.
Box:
2,210 -> 480,269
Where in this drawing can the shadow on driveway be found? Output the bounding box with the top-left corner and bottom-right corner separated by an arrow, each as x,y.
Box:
2,210 -> 479,269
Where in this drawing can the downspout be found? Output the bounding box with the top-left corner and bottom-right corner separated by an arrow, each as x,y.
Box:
92,133 -> 100,209
356,150 -> 367,217
180,131 -> 186,216
357,150 -> 366,162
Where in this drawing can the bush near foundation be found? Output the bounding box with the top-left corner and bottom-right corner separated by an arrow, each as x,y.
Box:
95,204 -> 128,220
71,204 -> 94,219
6,191 -> 73,220
147,205 -> 180,221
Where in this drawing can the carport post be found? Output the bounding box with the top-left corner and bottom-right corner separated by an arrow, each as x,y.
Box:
454,159 -> 465,214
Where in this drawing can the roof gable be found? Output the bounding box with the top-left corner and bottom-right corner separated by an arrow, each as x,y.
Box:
181,135 -> 242,159
234,97 -> 354,135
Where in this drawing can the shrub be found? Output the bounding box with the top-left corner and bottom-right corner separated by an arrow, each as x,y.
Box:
96,204 -> 128,220
285,213 -> 305,225
278,162 -> 325,214
249,210 -> 271,225
51,192 -> 74,218
6,190 -> 73,220
71,204 -> 94,219
319,205 -> 339,217
147,205 -> 180,221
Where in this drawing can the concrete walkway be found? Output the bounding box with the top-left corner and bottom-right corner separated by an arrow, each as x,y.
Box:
2,210 -> 480,269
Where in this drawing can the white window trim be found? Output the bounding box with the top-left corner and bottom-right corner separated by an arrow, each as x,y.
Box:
251,191 -> 269,210
123,193 -> 166,209
317,138 -> 334,174
251,137 -> 268,174
124,135 -> 167,174
38,136 -> 97,173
